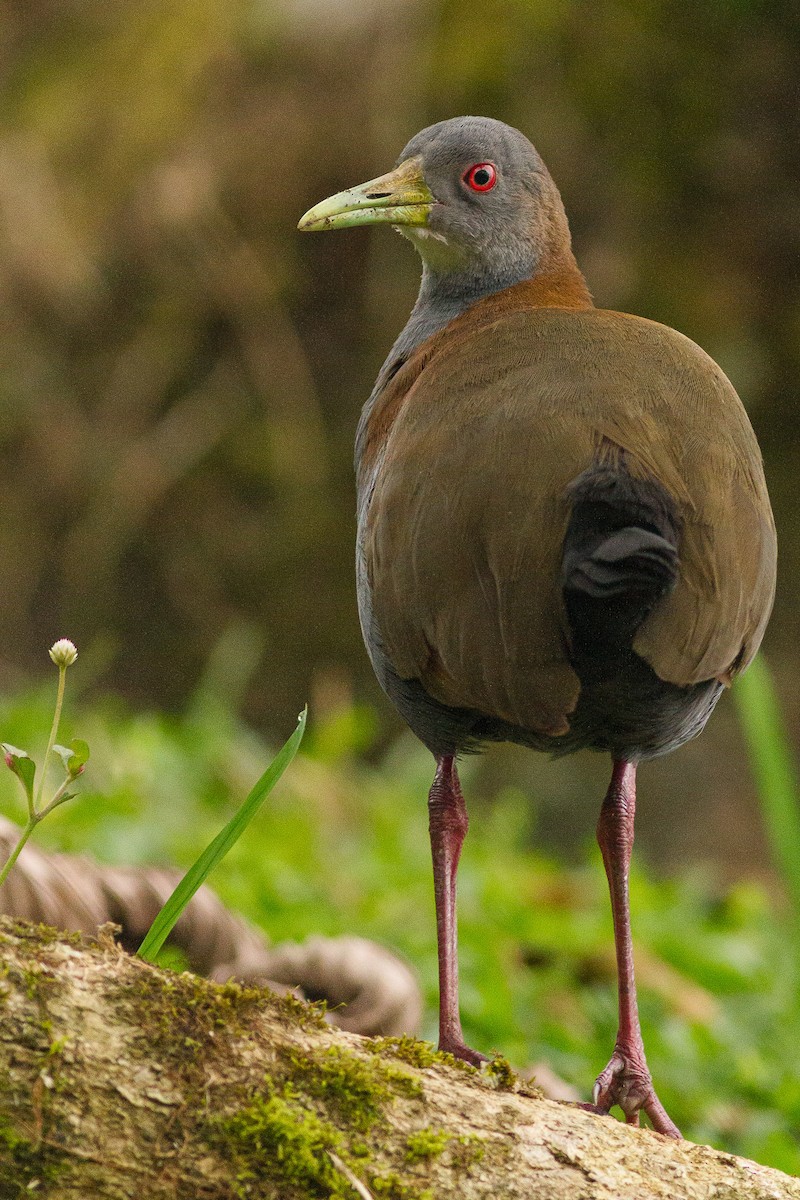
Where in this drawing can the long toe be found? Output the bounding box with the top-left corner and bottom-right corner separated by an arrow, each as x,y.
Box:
437,1036 -> 489,1068
593,1051 -> 681,1138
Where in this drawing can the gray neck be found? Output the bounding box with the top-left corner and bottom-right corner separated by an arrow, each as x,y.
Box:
383,254 -> 536,378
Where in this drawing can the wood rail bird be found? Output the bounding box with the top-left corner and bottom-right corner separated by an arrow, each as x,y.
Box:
298,116 -> 776,1137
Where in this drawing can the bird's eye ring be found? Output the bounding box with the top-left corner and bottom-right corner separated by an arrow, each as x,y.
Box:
463,163 -> 497,192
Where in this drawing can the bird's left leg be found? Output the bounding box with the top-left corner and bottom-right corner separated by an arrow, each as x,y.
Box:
428,754 -> 487,1067
592,759 -> 681,1138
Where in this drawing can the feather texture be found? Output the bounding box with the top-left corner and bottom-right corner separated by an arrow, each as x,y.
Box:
357,282 -> 776,752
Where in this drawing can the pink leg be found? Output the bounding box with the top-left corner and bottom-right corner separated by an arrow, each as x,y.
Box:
428,755 -> 486,1066
592,760 -> 681,1137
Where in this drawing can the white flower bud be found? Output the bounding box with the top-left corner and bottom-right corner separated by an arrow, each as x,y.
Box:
49,639 -> 78,668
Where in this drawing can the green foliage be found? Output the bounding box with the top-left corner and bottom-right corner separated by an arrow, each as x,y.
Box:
1,681 -> 799,1173
2,747 -> 36,806
52,740 -> 90,780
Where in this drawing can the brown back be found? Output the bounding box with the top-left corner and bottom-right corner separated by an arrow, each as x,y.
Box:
359,285 -> 776,737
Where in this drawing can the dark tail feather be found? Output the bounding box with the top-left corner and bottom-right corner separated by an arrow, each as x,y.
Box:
564,526 -> 678,599
562,463 -> 680,680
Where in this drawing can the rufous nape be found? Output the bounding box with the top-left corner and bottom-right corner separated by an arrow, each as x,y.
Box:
299,116 -> 776,1137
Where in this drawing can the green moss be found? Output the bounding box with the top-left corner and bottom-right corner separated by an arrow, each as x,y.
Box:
105,955 -> 333,1105
273,989 -> 329,1031
0,918 -> 81,947
484,1054 -> 517,1089
287,1044 -> 422,1131
5,962 -> 65,1056
218,1085 -> 441,1200
405,1127 -> 486,1171
429,1049 -> 479,1072
0,1114 -> 67,1197
213,1044 -> 436,1198
108,965 -> 264,1064
103,964 -> 273,1147
0,948 -> 63,1011
405,1127 -> 450,1161
367,1034 -> 477,1073
368,1170 -> 434,1199
451,1133 -> 486,1168
220,1082 -> 351,1198
19,963 -> 57,1003
367,1035 -> 439,1069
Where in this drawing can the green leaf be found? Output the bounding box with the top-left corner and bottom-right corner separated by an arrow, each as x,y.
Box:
136,708 -> 307,963
54,739 -> 90,778
2,743 -> 36,802
733,654 -> 800,919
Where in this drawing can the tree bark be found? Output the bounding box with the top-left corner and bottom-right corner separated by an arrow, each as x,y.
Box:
0,918 -> 797,1200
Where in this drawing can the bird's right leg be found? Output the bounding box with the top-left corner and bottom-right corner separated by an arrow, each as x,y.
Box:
428,754 -> 486,1066
592,759 -> 681,1137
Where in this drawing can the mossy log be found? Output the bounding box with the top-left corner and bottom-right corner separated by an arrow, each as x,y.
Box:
0,918 -> 798,1200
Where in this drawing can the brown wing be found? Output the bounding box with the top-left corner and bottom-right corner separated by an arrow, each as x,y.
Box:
362,306 -> 776,737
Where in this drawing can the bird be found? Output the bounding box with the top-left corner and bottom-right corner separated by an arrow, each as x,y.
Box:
298,116 -> 776,1138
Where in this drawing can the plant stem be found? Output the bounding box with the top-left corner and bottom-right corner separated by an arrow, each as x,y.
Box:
38,779 -> 75,819
0,815 -> 38,889
33,664 -> 67,816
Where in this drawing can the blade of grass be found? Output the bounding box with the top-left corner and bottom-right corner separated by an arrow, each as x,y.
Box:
137,707 -> 307,963
733,655 -> 800,917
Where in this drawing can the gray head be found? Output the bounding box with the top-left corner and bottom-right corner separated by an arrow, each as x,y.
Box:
299,116 -> 577,303
395,117 -> 571,291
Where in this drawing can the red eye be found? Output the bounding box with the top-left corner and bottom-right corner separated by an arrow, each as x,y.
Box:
463,163 -> 497,192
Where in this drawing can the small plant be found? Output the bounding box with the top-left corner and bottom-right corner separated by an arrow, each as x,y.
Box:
1,639 -> 88,888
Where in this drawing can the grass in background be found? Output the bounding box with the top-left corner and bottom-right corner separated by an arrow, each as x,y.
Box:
0,657 -> 798,1173
734,655 -> 800,924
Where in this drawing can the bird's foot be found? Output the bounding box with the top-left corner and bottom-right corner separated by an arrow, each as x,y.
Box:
590,1047 -> 681,1138
437,1035 -> 488,1068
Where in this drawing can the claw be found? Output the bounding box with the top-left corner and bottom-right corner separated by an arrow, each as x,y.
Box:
592,1048 -> 681,1138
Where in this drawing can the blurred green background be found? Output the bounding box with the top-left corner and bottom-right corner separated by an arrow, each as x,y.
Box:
1,0 -> 800,1168
2,0 -> 799,870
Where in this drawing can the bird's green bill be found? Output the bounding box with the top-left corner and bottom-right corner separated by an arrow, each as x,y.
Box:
298,157 -> 433,232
